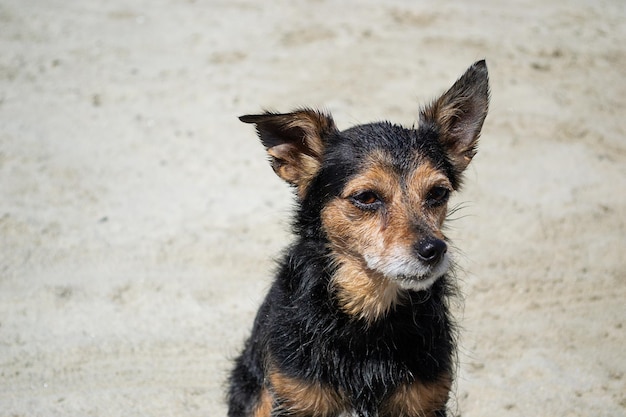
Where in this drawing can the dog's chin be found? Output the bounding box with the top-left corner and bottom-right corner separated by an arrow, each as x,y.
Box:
365,253 -> 451,292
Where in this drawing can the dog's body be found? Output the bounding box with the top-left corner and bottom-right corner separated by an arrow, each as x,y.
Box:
228,61 -> 489,417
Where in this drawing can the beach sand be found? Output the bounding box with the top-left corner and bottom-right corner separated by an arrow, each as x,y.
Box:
1,0 -> 624,415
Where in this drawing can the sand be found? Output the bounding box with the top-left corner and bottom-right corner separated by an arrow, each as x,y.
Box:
1,0 -> 624,415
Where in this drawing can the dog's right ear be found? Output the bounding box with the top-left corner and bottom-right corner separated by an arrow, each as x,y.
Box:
239,109 -> 337,197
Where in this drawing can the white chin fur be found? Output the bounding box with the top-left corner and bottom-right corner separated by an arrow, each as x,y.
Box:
364,251 -> 451,291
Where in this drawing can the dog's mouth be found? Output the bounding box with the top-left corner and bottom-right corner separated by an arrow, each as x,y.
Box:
398,273 -> 434,283
395,272 -> 443,292
364,251 -> 451,292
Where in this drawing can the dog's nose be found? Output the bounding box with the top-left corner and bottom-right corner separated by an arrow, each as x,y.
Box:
415,238 -> 447,265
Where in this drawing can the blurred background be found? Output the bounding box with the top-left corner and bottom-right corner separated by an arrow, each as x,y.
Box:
0,0 -> 624,415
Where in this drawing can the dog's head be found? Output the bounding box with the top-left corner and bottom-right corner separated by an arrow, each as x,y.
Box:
241,61 -> 489,318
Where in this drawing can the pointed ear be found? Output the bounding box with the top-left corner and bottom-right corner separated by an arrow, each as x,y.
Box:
239,109 -> 337,196
420,60 -> 489,178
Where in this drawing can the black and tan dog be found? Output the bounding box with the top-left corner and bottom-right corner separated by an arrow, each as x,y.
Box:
228,61 -> 489,417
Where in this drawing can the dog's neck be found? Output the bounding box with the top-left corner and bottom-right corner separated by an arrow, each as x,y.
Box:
328,254 -> 405,325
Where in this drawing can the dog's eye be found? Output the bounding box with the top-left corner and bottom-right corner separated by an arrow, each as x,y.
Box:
426,186 -> 450,207
351,191 -> 382,210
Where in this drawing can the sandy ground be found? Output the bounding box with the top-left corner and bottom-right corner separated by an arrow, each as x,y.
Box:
1,0 -> 625,415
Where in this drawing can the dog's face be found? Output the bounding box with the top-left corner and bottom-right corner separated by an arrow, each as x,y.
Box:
241,61 -> 489,319
319,133 -> 455,292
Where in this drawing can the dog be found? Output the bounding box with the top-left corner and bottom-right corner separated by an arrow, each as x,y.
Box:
228,60 -> 489,417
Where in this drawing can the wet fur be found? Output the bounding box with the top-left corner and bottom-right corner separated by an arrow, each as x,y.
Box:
228,61 -> 489,417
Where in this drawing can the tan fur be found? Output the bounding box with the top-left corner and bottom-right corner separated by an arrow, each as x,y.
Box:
263,110 -> 335,198
406,161 -> 452,232
281,111 -> 329,158
269,370 -> 347,416
329,255 -> 404,323
253,388 -> 273,417
382,374 -> 452,417
267,145 -> 320,197
322,154 -> 452,322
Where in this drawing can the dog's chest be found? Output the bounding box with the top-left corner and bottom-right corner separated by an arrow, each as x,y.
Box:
269,298 -> 453,414
271,289 -> 452,377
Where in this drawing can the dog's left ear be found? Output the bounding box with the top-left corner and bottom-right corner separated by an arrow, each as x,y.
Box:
420,60 -> 490,179
239,109 -> 337,197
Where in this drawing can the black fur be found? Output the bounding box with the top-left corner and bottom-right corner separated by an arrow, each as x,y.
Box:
228,61 -> 489,417
229,240 -> 455,416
